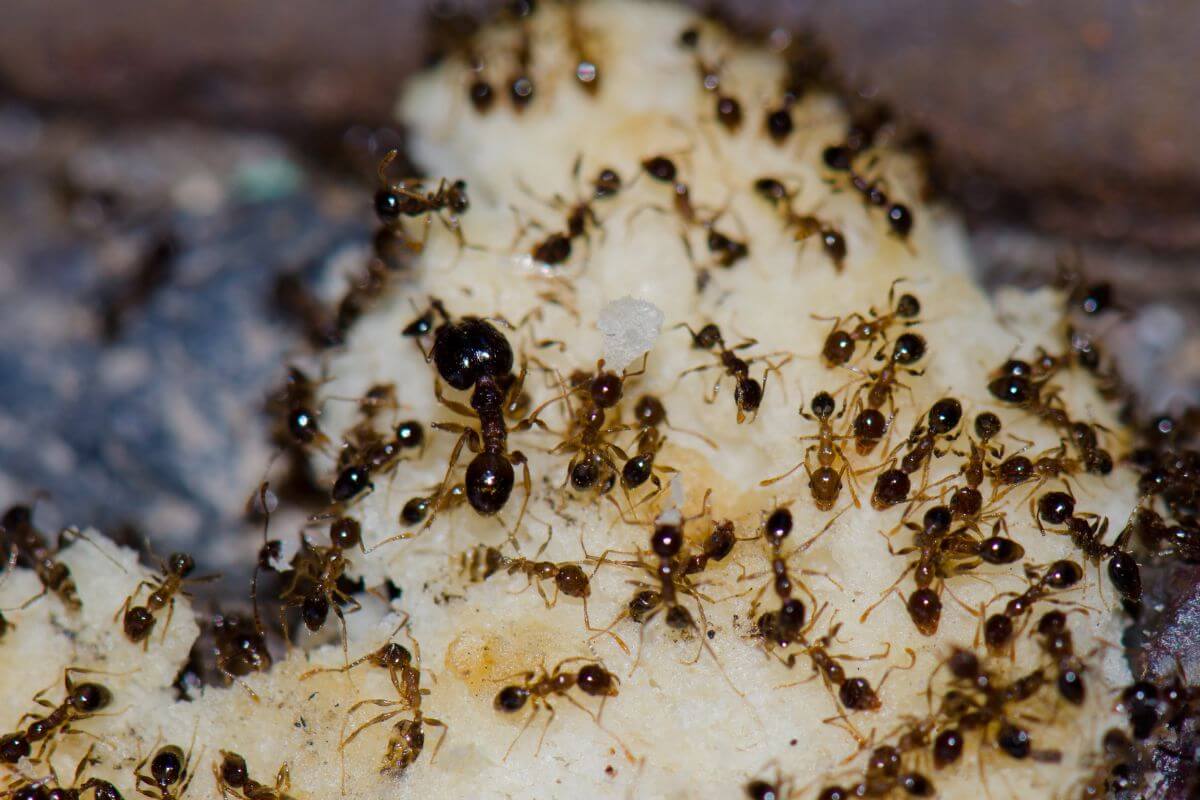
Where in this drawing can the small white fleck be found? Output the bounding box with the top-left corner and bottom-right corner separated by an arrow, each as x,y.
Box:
597,296 -> 664,371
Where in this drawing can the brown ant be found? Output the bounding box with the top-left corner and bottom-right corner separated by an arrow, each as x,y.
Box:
753,177 -> 846,270
637,155 -> 749,272
0,668 -> 112,765
134,742 -> 197,799
677,322 -> 787,423
677,25 -> 743,133
518,358 -> 641,494
845,335 -> 927,421
978,559 -> 1084,653
336,635 -> 447,778
947,412 -> 1004,529
214,751 -> 296,800
817,720 -> 938,799
1032,611 -> 1087,707
373,150 -> 469,251
117,551 -> 214,647
328,418 -> 425,505
868,398 -> 959,511
212,612 -> 272,683
522,159 -> 622,267
933,649 -> 1062,764
1072,728 -> 1140,798
863,507 -> 1024,636
1033,495 -> 1142,606
1,503 -> 80,610
620,425 -> 676,500
816,281 -> 921,367
7,743 -> 123,800
276,517 -> 365,662
493,658 -> 619,759
821,145 -> 915,240
762,391 -> 860,510
268,366 -> 331,451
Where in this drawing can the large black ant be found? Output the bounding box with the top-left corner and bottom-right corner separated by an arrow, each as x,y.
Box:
1,668 -> 112,765
117,551 -> 213,647
493,658 -> 620,759
678,322 -> 787,423
762,391 -> 860,510
753,177 -> 846,271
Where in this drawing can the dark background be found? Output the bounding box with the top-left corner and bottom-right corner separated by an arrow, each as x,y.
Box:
0,4 -> 1197,788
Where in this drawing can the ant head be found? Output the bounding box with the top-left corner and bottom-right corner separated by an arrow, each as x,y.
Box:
927,398 -> 962,435
168,552 -> 196,578
641,155 -> 677,183
590,364 -> 623,409
432,318 -> 514,391
764,507 -> 793,544
329,517 -> 361,550
651,524 -> 684,558
810,391 -> 836,420
973,412 -> 1001,441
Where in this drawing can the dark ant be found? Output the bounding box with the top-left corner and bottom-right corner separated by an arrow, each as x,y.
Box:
336,635 -> 446,777
493,658 -> 619,759
1,668 -> 112,765
947,412 -> 1004,529
1033,611 -> 1087,706
821,144 -> 915,240
1,503 -> 79,610
134,742 -> 196,799
744,767 -> 796,800
399,484 -> 467,527
816,281 -> 921,368
117,552 -> 214,647
212,613 -> 272,682
778,615 -> 891,726
933,651 -> 1059,765
400,298 -> 451,360
761,391 -> 860,510
373,150 -> 469,251
465,540 -> 590,606
991,443 -> 1082,504
817,724 -> 938,799
620,425 -> 676,500
637,155 -> 749,271
677,322 -> 787,423
849,403 -> 891,457
329,418 -> 425,505
1034,499 -> 1142,606
214,750 -> 296,800
267,366 -> 331,454
753,177 -> 846,270
863,508 -> 1024,636
979,560 -> 1084,654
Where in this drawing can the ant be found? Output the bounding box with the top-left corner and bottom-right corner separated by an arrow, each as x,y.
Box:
268,366 -> 330,452
990,443 -> 1082,505
844,335 -> 927,422
762,391 -> 860,510
493,658 -> 619,759
6,743 -> 124,800
135,742 -> 197,799
979,559 -> 1084,654
677,322 -> 788,423
214,751 -> 296,800
636,154 -> 749,272
677,25 -> 744,133
863,507 -> 1024,636
400,298 -> 451,360
816,281 -> 922,367
753,177 -> 846,270
1072,727 -> 1139,798
522,159 -> 622,267
329,418 -> 425,505
821,144 -> 915,240
1033,611 -> 1087,707
934,649 -> 1062,764
868,398 -> 959,511
337,635 -> 446,777
518,359 -> 641,494
620,425 -> 676,500
212,612 -> 272,683
1033,495 -> 1142,606
947,412 -> 1005,529
0,668 -> 112,764
818,728 -> 937,799
276,517 -> 365,663
1,503 -> 80,610
117,552 -> 213,647
373,150 -> 469,251
749,507 -> 841,655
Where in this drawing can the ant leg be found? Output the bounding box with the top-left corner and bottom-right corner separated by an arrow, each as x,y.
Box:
533,702 -> 558,758
503,706 -> 541,762
761,459 -> 804,488
511,451 -> 533,537
433,382 -> 475,418
341,707 -> 403,749
425,717 -> 449,764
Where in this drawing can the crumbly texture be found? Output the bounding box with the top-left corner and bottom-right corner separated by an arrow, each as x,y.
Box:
1,2 -> 1136,798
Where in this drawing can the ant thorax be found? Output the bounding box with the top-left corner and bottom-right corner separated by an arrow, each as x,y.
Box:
0,2 -> 1153,799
